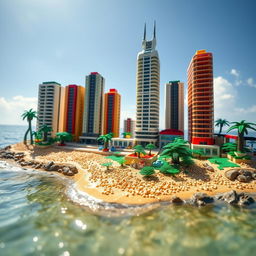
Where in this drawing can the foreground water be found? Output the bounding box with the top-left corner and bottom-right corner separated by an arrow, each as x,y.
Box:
0,125 -> 256,256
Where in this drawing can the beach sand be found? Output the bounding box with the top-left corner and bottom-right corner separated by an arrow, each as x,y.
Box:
9,143 -> 256,205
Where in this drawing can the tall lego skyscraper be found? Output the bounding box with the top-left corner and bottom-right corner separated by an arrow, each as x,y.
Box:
37,81 -> 65,136
62,84 -> 85,141
135,22 -> 160,146
165,81 -> 184,132
80,72 -> 105,144
103,89 -> 121,137
187,50 -> 214,145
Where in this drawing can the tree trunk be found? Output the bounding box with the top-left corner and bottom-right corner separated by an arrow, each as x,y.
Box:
149,149 -> 152,156
29,121 -> 33,145
172,153 -> 180,164
23,128 -> 30,145
238,133 -> 244,152
43,132 -> 48,142
219,125 -> 223,134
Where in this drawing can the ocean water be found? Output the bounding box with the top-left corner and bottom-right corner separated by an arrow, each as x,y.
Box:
0,125 -> 256,256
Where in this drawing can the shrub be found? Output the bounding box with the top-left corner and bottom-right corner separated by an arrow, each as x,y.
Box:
139,166 -> 155,176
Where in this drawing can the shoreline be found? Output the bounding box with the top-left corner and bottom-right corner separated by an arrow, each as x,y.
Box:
0,143 -> 256,208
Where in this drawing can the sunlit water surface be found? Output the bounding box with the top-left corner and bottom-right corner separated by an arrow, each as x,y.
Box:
0,125 -> 256,256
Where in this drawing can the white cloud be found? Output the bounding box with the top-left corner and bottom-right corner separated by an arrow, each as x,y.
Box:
247,77 -> 256,88
230,69 -> 239,77
214,76 -> 256,123
0,96 -> 37,125
235,105 -> 256,114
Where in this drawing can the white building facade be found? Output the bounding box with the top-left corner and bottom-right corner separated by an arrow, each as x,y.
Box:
135,22 -> 160,146
37,81 -> 64,136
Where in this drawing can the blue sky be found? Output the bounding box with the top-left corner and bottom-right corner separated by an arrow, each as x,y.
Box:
0,0 -> 255,129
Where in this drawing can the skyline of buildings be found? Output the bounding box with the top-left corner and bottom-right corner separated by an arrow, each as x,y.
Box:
135,23 -> 160,146
36,23 -> 217,151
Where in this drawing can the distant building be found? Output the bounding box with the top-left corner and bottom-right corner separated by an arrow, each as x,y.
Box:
103,89 -> 121,137
135,22 -> 160,146
159,129 -> 184,148
80,72 -> 105,144
165,80 -> 184,132
62,84 -> 85,141
188,50 -> 214,145
37,81 -> 65,136
123,118 -> 136,137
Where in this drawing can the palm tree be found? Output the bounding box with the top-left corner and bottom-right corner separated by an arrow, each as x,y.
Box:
160,140 -> 192,165
21,109 -> 37,145
133,145 -> 146,158
145,143 -> 157,156
56,132 -> 73,145
39,125 -> 53,142
101,162 -> 113,171
227,120 -> 256,152
32,131 -> 42,142
97,133 -> 113,150
215,119 -> 230,134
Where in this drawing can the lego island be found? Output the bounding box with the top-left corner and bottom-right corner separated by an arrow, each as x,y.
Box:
1,24 -> 256,208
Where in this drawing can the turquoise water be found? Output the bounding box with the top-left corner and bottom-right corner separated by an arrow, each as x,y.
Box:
0,125 -> 256,256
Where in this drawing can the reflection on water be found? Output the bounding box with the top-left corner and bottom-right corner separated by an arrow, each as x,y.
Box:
0,162 -> 256,256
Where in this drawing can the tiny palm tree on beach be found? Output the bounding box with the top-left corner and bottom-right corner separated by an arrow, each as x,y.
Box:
215,119 -> 230,134
116,158 -> 126,167
227,120 -> 256,152
97,133 -> 113,151
32,131 -> 42,142
39,124 -> 53,142
56,132 -> 73,145
21,109 -> 37,145
133,145 -> 146,158
160,140 -> 192,165
101,162 -> 113,171
145,143 -> 157,156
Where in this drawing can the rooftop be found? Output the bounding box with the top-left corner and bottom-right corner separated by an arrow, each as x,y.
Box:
42,81 -> 61,85
160,129 -> 184,135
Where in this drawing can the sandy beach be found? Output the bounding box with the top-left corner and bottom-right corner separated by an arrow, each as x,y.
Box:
6,143 -> 256,205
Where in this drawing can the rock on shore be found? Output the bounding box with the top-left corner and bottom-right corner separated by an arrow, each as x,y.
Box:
0,149 -> 78,177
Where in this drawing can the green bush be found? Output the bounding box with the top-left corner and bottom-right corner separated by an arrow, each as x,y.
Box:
139,166 -> 155,176
160,164 -> 180,175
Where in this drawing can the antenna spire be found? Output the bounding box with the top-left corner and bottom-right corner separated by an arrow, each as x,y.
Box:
153,20 -> 156,38
143,23 -> 146,40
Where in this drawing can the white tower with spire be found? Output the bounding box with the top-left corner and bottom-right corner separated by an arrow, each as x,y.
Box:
135,22 -> 160,146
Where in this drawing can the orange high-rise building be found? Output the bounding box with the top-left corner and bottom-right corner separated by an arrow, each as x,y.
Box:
187,50 -> 214,145
63,85 -> 85,141
103,89 -> 121,137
